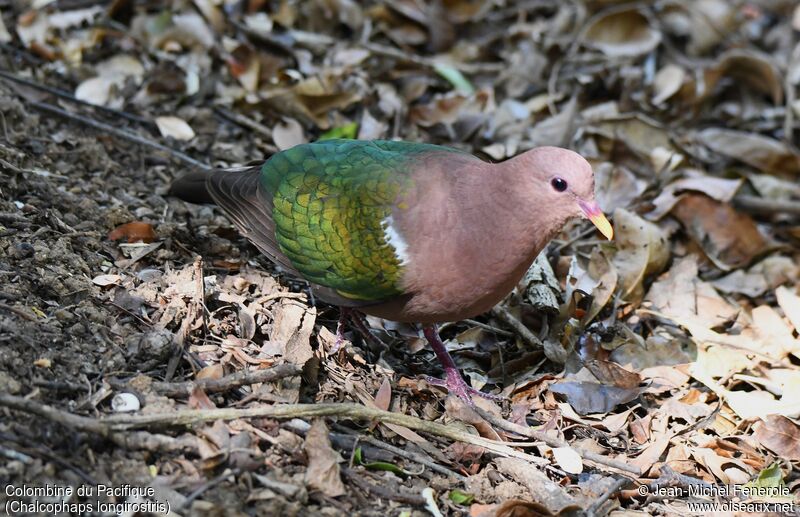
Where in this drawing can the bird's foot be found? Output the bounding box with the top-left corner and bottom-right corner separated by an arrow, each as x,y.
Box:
424,369 -> 505,405
421,324 -> 505,406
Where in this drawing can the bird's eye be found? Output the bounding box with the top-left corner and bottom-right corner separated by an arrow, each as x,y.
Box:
551,177 -> 568,192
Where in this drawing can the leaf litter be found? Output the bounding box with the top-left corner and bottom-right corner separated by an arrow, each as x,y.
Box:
0,0 -> 799,516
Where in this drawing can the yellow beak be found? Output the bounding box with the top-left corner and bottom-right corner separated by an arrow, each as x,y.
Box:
579,200 -> 614,240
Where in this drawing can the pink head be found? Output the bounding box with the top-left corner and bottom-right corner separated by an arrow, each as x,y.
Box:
508,146 -> 613,239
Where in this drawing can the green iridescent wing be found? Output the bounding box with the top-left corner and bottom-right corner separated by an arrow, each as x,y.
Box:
259,139 -> 445,301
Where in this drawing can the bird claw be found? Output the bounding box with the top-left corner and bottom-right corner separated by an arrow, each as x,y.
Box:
424,372 -> 505,406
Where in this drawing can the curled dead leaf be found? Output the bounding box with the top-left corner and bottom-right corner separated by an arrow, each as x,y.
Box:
304,419 -> 346,497
584,7 -> 661,57
671,194 -> 769,271
695,128 -> 800,176
611,208 -> 670,303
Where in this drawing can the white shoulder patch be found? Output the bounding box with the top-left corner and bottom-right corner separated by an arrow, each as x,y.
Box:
382,215 -> 410,266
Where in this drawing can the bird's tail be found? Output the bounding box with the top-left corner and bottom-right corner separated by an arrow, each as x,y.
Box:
169,170 -> 215,204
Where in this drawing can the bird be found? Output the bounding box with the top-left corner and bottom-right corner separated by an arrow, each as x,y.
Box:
170,139 -> 612,404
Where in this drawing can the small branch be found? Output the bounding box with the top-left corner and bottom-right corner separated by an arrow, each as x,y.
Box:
27,100 -> 211,171
0,395 -> 546,466
647,464 -> 711,493
734,195 -> 800,216
147,363 -> 302,397
491,305 -> 544,349
475,408 -> 642,475
342,468 -> 426,506
333,425 -> 467,482
586,477 -> 630,517
214,107 -> 277,152
0,70 -> 156,129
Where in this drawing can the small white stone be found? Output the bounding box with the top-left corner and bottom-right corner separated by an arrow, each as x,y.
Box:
111,393 -> 140,413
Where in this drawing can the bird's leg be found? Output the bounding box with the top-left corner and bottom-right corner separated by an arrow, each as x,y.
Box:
330,308 -> 386,353
347,310 -> 387,350
330,308 -> 352,353
421,324 -> 504,404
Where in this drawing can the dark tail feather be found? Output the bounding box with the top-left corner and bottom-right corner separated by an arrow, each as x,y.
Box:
169,171 -> 215,204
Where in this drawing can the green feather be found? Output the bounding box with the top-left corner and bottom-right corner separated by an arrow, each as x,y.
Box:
258,139 -> 462,301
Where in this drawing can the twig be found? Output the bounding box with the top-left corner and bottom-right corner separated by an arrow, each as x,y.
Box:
336,426 -> 467,482
146,363 -> 302,397
26,100 -> 211,171
179,468 -> 240,511
734,195 -> 800,216
342,468 -> 426,506
462,319 -> 514,337
0,394 -> 547,466
214,107 -> 277,152
0,302 -> 38,321
491,305 -> 543,349
360,41 -> 505,73
586,477 -> 630,517
475,408 -> 642,475
647,464 -> 711,493
0,70 -> 156,129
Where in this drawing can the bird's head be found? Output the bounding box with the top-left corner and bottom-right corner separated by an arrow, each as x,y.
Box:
512,146 -> 613,240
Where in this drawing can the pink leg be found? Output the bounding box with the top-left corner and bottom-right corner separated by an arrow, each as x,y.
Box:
422,325 -> 504,405
331,308 -> 386,353
330,308 -> 351,353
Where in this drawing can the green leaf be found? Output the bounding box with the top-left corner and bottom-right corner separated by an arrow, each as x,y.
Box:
319,122 -> 358,140
746,462 -> 784,490
433,63 -> 475,95
352,446 -> 363,465
448,489 -> 474,505
350,446 -> 411,476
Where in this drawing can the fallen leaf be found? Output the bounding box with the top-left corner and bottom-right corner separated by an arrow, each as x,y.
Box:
155,116 -> 195,141
695,128 -> 800,176
611,208 -> 670,302
108,221 -> 157,243
584,7 -> 661,57
652,64 -> 685,105
273,118 -> 306,150
754,416 -> 800,460
551,446 -> 583,474
776,286 -> 800,333
550,381 -> 640,415
671,194 -> 769,271
92,274 -> 122,287
304,419 -> 346,497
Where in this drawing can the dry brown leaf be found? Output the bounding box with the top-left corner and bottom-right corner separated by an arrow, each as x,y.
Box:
611,208 -> 670,303
695,128 -> 800,176
703,49 -> 784,105
644,255 -> 738,330
671,194 -> 769,271
647,173 -> 743,220
651,64 -> 685,105
584,7 -> 661,57
631,435 -> 670,473
585,360 -> 641,389
754,415 -> 800,460
712,256 -> 798,298
550,380 -> 640,415
303,419 -> 346,497
108,221 -> 157,243
272,301 -> 315,366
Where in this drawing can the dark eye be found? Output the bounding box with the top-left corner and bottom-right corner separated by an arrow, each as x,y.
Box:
551,177 -> 568,192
